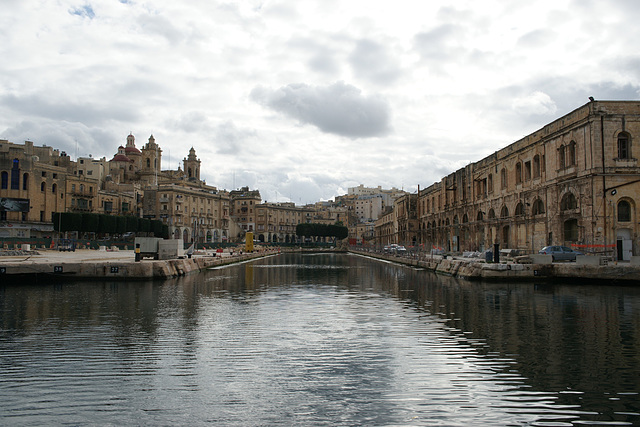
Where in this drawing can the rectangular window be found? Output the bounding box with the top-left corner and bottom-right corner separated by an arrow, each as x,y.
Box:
525,161 -> 531,181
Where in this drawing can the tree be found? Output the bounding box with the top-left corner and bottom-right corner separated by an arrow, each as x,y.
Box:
296,222 -> 348,242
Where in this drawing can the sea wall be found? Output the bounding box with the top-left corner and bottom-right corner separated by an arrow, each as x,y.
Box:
350,250 -> 640,284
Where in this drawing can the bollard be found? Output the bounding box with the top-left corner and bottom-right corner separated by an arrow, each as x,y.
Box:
135,243 -> 140,262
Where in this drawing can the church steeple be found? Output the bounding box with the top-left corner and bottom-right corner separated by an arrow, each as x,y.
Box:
142,134 -> 162,176
183,147 -> 201,181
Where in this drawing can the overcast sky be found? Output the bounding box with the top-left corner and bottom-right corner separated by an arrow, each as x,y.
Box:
1,0 -> 639,204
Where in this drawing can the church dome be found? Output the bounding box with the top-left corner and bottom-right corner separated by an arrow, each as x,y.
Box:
124,145 -> 142,155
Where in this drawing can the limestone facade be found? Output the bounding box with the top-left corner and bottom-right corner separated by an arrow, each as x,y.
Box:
416,100 -> 640,260
0,134 -> 233,242
255,202 -> 313,243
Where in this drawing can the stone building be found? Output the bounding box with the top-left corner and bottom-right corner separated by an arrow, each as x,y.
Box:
416,100 -> 640,260
1,140 -> 70,237
374,207 -> 395,247
229,186 -> 262,238
142,183 -> 231,244
0,134 -> 234,242
255,202 -> 312,243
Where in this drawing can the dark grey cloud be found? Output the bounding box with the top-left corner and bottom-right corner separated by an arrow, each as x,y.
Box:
412,23 -> 470,73
1,94 -> 138,126
169,111 -> 210,133
167,113 -> 258,156
212,121 -> 257,155
1,120 -> 115,159
250,81 -> 391,138
348,39 -> 402,85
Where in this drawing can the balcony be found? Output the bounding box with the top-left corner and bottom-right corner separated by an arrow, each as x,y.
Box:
159,196 -> 170,203
70,206 -> 92,212
70,190 -> 93,197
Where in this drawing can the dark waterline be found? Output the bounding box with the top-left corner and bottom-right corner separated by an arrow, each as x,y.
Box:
1,253 -> 639,426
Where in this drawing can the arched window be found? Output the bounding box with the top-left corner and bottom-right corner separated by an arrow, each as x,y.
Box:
515,202 -> 525,216
453,215 -> 459,224
146,158 -> 151,168
569,141 -> 577,166
618,132 -> 631,159
488,208 -> 496,219
22,173 -> 29,190
1,171 -> 7,189
462,213 -> 468,223
501,205 -> 509,218
533,155 -> 541,178
477,211 -> 484,221
532,199 -> 545,215
618,200 -> 631,222
558,145 -> 566,169
11,158 -> 19,189
561,193 -> 578,211
564,219 -> 578,242
515,162 -> 522,184
445,218 -> 450,226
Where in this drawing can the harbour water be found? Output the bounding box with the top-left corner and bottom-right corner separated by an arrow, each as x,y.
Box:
1,252 -> 639,426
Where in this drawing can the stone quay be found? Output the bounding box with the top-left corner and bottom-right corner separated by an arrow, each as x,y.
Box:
0,247 -> 280,282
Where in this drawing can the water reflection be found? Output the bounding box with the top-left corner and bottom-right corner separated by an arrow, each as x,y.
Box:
0,253 -> 639,426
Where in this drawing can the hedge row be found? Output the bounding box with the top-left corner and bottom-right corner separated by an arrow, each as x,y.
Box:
52,213 -> 169,238
295,222 -> 348,240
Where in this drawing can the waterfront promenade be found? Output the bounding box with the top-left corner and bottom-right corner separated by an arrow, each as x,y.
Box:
0,247 -> 279,281
350,248 -> 640,284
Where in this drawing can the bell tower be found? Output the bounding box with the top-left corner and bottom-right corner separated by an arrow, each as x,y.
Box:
183,147 -> 201,181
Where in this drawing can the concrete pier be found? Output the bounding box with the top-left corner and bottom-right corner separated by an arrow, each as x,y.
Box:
351,250 -> 640,284
0,248 -> 280,281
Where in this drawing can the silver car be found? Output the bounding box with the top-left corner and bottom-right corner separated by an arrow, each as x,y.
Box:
538,245 -> 583,261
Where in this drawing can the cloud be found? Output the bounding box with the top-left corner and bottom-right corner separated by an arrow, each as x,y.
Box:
348,39 -> 402,85
1,120 -> 114,158
212,121 -> 258,155
250,81 -> 392,138
511,91 -> 557,116
0,94 -> 138,126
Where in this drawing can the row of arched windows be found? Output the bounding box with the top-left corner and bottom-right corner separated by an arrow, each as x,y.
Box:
1,159 -> 26,190
424,196 -> 634,229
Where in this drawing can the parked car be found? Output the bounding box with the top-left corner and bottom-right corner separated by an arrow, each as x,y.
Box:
538,245 -> 583,261
395,246 -> 407,254
384,244 -> 399,253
